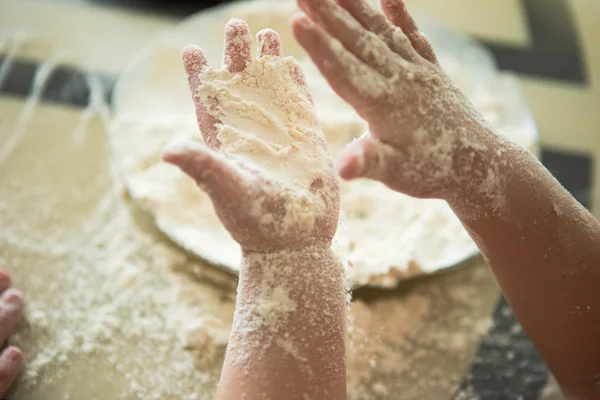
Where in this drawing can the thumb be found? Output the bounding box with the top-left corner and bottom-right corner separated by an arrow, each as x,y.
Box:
335,133 -> 399,183
162,140 -> 247,201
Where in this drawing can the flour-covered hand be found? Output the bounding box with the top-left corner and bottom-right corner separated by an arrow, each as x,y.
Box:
292,0 -> 494,200
163,19 -> 340,252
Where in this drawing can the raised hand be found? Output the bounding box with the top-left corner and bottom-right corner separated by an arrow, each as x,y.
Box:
291,0 -> 494,200
163,19 -> 340,253
290,3 -> 600,399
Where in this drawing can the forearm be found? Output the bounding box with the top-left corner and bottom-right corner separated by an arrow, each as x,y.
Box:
448,126 -> 600,397
289,0 -> 599,394
216,244 -> 347,400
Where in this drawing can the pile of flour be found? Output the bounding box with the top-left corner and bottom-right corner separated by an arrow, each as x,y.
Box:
198,55 -> 321,186
193,52 -> 333,234
110,0 -> 537,287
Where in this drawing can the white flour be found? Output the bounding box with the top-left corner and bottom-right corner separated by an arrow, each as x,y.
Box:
228,246 -> 345,378
110,1 -> 537,287
193,53 -> 333,234
1,4 -> 507,399
1,156 -> 233,399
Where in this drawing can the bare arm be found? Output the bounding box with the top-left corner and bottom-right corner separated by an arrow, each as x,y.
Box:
448,131 -> 600,398
217,247 -> 346,399
291,0 -> 600,397
164,20 -> 346,400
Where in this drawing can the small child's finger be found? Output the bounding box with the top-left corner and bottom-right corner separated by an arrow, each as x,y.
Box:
380,0 -> 417,35
297,0 -> 402,77
335,143 -> 365,181
257,29 -> 283,58
182,44 -> 210,91
0,289 -> 24,346
335,133 -> 397,183
290,60 -> 308,89
223,18 -> 252,73
380,0 -> 439,64
0,271 -> 12,295
288,60 -> 317,108
0,347 -> 23,397
181,45 -> 221,149
408,31 -> 438,64
195,97 -> 222,150
291,13 -> 384,113
337,0 -> 417,61
162,140 -> 248,203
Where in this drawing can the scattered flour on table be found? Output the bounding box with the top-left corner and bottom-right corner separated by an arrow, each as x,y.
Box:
1,181 -> 234,399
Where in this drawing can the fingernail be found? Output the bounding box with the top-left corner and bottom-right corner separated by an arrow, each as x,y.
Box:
3,347 -> 22,363
2,289 -> 23,308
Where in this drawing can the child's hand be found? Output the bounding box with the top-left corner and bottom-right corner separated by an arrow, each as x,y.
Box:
291,0 -> 489,200
290,2 -> 600,397
163,20 -> 340,253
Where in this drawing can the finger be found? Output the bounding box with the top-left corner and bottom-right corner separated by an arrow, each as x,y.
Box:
255,29 -> 312,104
380,0 -> 439,64
288,58 -> 317,107
335,132 -> 398,182
290,13 -> 386,113
337,0 -> 418,61
162,140 -> 248,202
290,59 -> 308,89
223,18 -> 252,73
182,44 -> 209,91
0,271 -> 11,295
181,45 -> 221,149
409,31 -> 438,64
297,0 -> 405,77
257,29 -> 283,58
0,347 -> 23,396
0,289 -> 24,346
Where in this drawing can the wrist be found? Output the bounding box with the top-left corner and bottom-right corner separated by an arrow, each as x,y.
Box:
229,244 -> 346,361
224,244 -> 347,397
242,241 -> 332,259
239,236 -> 334,259
240,243 -> 342,279
445,123 -> 531,219
237,244 -> 345,313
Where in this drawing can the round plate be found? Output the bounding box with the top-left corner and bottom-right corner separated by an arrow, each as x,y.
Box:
110,0 -> 538,288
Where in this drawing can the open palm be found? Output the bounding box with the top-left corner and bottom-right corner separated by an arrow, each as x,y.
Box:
163,19 -> 340,253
